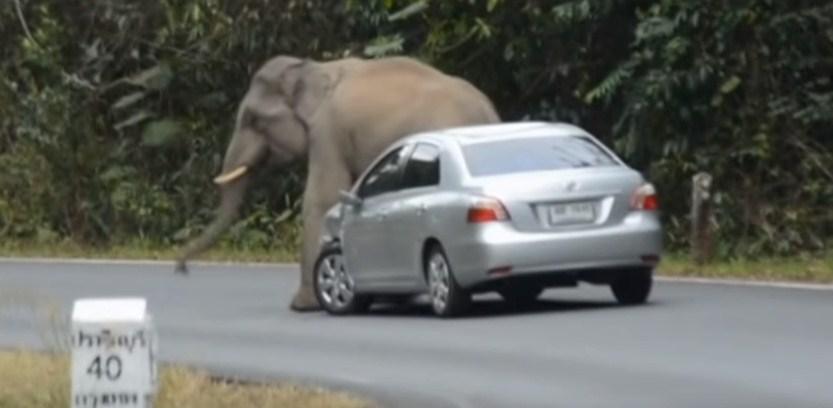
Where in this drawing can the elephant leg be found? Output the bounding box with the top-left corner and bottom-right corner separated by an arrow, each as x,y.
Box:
290,171 -> 350,312
290,197 -> 325,311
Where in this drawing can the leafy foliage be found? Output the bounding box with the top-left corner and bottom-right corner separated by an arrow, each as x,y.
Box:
0,0 -> 356,248
596,0 -> 833,255
355,0 -> 833,256
1,0 -> 831,257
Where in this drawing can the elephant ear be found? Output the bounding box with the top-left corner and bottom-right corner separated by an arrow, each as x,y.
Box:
242,57 -> 332,132
286,61 -> 332,122
241,57 -> 303,121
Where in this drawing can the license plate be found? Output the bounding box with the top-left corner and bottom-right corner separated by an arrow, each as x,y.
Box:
547,202 -> 595,225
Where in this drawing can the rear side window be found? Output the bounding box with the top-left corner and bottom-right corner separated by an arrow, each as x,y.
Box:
462,136 -> 619,177
401,143 -> 440,189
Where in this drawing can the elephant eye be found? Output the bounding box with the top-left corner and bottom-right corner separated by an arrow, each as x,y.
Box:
241,110 -> 260,129
242,110 -> 252,124
243,106 -> 287,132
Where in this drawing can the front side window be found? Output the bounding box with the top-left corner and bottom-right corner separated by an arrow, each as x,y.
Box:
401,143 -> 440,189
358,147 -> 408,198
462,135 -> 619,177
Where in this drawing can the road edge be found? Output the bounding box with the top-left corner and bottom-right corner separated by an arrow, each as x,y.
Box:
655,276 -> 833,291
2,256 -> 832,291
0,256 -> 296,268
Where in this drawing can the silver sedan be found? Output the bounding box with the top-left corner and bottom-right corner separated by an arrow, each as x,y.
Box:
315,122 -> 663,317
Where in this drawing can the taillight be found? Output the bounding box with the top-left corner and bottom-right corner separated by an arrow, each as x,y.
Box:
467,198 -> 510,223
631,183 -> 659,211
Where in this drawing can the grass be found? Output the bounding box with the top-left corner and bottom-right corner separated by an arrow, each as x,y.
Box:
0,350 -> 374,408
1,239 -> 832,284
658,252 -> 833,284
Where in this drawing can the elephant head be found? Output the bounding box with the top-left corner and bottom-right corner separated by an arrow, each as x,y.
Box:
175,56 -> 332,273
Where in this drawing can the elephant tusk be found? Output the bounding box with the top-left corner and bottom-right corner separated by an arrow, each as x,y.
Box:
213,166 -> 248,185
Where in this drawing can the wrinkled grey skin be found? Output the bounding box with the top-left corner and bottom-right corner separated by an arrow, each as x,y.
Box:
175,55 -> 500,311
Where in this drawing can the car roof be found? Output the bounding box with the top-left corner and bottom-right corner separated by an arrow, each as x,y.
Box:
401,121 -> 593,147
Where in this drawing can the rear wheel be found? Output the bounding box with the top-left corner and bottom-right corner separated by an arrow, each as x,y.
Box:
425,245 -> 470,317
498,285 -> 544,306
610,268 -> 653,305
314,246 -> 371,315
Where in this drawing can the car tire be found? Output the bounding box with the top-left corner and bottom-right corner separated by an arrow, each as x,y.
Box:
498,285 -> 544,306
314,244 -> 371,315
610,268 -> 653,305
425,244 -> 470,317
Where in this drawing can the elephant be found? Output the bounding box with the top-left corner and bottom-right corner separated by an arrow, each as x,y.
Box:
175,55 -> 500,311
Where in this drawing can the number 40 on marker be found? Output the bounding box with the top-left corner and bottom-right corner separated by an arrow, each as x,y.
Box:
86,355 -> 123,381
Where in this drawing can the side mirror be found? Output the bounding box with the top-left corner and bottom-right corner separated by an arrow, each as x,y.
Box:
339,190 -> 363,207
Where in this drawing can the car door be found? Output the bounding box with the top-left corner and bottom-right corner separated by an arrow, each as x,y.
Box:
385,143 -> 442,284
341,145 -> 411,287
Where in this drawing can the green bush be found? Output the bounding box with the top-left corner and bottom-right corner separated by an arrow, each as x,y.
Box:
356,0 -> 833,256
1,0 -> 355,248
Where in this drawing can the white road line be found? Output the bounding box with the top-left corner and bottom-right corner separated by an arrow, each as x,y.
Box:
1,257 -> 831,291
656,276 -> 833,291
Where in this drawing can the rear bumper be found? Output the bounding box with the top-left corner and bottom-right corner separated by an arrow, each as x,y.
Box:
444,212 -> 663,288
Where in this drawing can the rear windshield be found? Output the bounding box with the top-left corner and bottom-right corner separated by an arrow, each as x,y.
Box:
462,135 -> 619,177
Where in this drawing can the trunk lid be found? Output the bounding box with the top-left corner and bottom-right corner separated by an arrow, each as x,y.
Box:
464,166 -> 645,232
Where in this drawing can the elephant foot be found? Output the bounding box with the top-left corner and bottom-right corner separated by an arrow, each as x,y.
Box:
290,290 -> 321,312
174,260 -> 189,276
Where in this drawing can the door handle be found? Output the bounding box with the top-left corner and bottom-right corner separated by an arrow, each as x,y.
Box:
416,203 -> 427,215
375,212 -> 388,222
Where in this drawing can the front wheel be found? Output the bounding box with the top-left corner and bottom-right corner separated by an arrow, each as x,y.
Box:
314,245 -> 371,315
425,245 -> 470,317
610,268 -> 653,305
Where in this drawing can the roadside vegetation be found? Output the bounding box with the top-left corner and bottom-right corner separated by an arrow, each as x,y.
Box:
1,1 -> 830,270
659,253 -> 833,284
0,350 -> 373,408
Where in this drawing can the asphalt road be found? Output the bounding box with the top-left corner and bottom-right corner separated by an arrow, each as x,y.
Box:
1,259 -> 831,407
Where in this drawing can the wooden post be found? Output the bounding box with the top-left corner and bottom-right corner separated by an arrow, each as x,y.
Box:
690,172 -> 713,264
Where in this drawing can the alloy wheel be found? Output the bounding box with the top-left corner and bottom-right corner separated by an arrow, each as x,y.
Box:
317,252 -> 355,310
428,252 -> 451,313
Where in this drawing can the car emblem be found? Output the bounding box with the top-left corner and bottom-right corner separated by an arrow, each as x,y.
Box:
565,181 -> 579,192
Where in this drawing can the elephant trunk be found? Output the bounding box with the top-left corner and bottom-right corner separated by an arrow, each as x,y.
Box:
175,174 -> 249,274
176,120 -> 269,274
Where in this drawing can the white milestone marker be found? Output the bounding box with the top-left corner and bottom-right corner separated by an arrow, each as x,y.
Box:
71,298 -> 158,408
